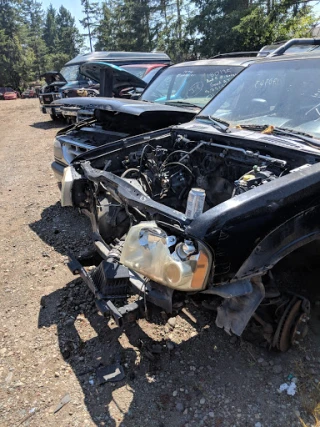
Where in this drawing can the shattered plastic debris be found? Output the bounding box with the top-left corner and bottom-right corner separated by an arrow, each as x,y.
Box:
53,394 -> 71,413
278,382 -> 297,396
96,363 -> 125,385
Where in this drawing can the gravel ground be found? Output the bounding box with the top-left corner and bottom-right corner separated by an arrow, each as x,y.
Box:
0,99 -> 320,427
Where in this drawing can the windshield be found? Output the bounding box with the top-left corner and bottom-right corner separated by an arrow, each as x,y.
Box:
60,65 -> 90,82
143,66 -> 164,84
200,58 -> 320,139
141,64 -> 244,108
122,66 -> 147,79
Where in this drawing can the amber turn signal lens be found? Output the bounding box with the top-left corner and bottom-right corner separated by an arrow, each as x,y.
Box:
191,250 -> 209,289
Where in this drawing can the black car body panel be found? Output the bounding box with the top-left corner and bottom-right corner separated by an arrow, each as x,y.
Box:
54,97 -> 198,117
62,120 -> 318,343
69,122 -> 320,287
59,41 -> 320,349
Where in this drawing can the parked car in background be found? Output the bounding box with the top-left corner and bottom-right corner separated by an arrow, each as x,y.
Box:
62,63 -> 167,99
39,71 -> 68,119
39,51 -> 171,120
52,56 -> 254,181
122,63 -> 168,81
0,87 -> 18,100
61,61 -> 150,100
258,38 -> 320,56
21,88 -> 37,98
57,61 -> 164,123
59,39 -> 320,351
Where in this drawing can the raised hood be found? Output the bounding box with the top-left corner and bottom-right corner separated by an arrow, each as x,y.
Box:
40,71 -> 67,85
54,97 -> 198,136
80,62 -> 147,89
53,97 -> 199,117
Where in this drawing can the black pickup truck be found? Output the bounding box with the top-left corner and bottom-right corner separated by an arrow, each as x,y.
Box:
60,39 -> 320,351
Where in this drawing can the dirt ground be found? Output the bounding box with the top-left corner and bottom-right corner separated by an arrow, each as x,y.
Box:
0,99 -> 320,427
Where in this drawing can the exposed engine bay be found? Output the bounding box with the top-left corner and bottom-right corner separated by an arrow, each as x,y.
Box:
42,84 -> 61,94
106,135 -> 282,212
66,129 -> 315,350
78,131 -> 302,239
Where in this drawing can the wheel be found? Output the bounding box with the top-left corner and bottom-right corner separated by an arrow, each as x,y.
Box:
50,113 -> 58,121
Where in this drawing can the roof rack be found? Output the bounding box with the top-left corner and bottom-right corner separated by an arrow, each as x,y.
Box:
211,51 -> 258,58
268,38 -> 320,57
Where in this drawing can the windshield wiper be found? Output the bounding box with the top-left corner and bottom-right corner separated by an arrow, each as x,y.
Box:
238,124 -> 320,148
197,115 -> 230,133
164,100 -> 200,109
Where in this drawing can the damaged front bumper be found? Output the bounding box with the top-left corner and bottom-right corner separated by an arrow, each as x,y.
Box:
40,104 -> 62,116
63,161 -> 310,349
67,251 -> 174,326
63,162 -> 266,336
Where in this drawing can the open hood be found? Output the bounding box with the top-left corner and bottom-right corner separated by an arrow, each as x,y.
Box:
40,71 -> 67,85
53,97 -> 200,116
80,62 -> 147,89
54,97 -> 198,135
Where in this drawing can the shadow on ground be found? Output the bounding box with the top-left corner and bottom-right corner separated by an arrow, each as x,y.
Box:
29,119 -> 66,130
29,202 -> 93,257
34,204 -> 320,426
37,278 -> 223,427
37,272 -> 320,427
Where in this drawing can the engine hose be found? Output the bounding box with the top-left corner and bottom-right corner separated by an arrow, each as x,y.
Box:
160,161 -> 194,177
121,168 -> 140,178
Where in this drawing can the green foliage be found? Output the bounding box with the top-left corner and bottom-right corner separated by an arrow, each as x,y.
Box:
191,0 -> 316,57
45,52 -> 71,71
0,0 -> 318,87
233,2 -> 315,50
0,0 -> 83,88
94,0 -> 195,61
43,4 -> 57,54
56,6 -> 84,58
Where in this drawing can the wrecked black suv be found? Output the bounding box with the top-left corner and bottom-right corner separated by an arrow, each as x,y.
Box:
61,39 -> 320,351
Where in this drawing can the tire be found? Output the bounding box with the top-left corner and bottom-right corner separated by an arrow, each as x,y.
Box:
50,113 -> 58,121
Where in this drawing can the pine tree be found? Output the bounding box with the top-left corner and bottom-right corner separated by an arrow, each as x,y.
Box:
20,0 -> 47,79
56,6 -> 83,57
0,0 -> 27,86
43,4 -> 57,54
80,0 -> 100,52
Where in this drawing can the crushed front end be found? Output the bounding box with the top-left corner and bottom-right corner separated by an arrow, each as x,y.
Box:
63,126 -> 315,349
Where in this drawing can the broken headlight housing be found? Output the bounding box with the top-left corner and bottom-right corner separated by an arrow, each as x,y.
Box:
53,138 -> 63,160
120,221 -> 212,291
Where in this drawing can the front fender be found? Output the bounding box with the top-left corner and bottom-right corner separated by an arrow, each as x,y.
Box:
234,205 -> 320,279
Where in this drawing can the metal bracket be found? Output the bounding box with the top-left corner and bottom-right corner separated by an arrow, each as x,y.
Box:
215,278 -> 265,336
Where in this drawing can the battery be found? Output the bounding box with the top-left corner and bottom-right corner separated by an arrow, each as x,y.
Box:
185,188 -> 206,219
